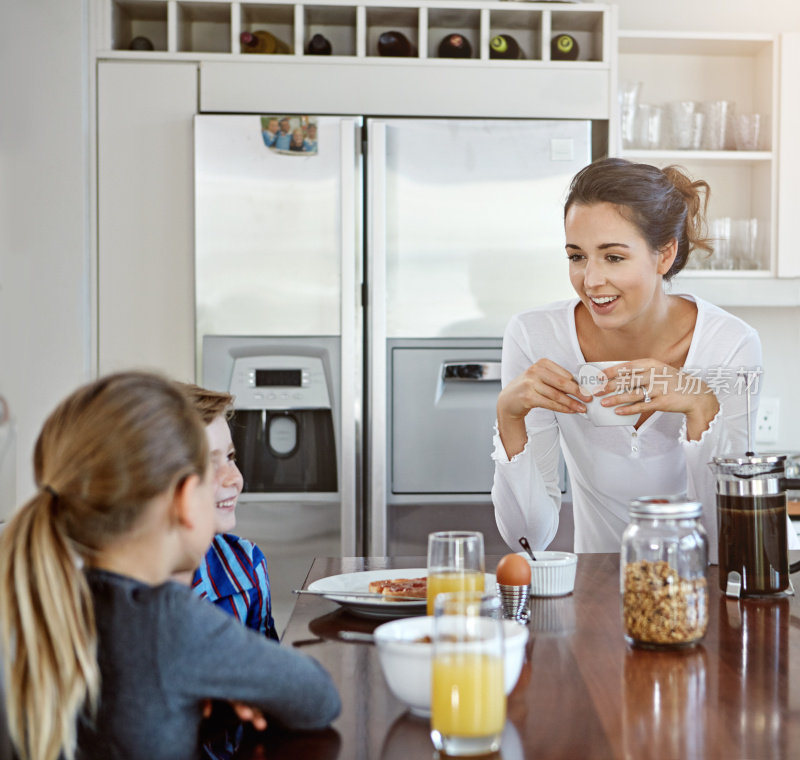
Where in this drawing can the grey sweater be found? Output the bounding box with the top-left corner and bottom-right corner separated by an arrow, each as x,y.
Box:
76,568 -> 340,760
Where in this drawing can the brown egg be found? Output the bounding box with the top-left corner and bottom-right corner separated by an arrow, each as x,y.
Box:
496,553 -> 532,586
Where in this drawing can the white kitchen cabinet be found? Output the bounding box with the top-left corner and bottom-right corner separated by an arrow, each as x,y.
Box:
616,31 -> 800,306
93,0 -> 616,120
97,61 -> 197,379
617,32 -> 778,277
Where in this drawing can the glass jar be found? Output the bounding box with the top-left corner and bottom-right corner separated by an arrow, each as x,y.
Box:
620,495 -> 709,649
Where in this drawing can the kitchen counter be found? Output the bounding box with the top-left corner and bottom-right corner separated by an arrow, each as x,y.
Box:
236,553 -> 800,760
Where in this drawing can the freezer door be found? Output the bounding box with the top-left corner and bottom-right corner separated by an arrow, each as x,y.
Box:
390,343 -> 502,494
375,118 -> 592,338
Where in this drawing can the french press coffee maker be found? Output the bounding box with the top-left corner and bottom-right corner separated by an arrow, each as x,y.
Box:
710,371 -> 800,597
711,453 -> 800,597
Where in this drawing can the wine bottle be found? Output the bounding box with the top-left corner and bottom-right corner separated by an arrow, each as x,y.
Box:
438,33 -> 472,59
240,30 -> 291,55
306,33 -> 332,55
377,31 -> 416,57
489,34 -> 524,60
129,36 -> 154,51
551,33 -> 579,61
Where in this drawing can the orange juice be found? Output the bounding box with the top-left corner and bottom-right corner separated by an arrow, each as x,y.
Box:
431,652 -> 505,737
427,570 -> 485,615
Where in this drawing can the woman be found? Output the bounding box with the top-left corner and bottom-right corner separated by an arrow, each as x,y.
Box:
0,372 -> 339,760
492,157 -> 780,560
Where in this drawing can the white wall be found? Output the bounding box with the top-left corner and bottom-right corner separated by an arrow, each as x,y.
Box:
0,0 -> 91,516
615,0 -> 800,33
729,307 -> 800,451
1,0 -> 800,517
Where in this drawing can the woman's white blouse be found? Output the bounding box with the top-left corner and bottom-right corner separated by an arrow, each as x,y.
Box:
491,295 -> 796,561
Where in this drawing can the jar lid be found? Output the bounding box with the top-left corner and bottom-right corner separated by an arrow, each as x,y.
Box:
628,495 -> 702,518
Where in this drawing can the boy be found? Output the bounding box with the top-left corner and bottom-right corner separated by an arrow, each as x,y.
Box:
182,383 -> 278,641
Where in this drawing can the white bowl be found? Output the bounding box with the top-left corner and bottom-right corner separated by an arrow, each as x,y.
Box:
373,615 -> 528,717
516,551 -> 578,597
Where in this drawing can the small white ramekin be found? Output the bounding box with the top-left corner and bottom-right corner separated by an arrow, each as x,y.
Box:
516,551 -> 578,597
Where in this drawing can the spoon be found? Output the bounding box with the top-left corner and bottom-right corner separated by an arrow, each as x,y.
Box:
518,537 -> 537,562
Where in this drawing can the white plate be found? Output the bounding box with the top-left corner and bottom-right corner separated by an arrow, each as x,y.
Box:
307,569 -> 496,620
307,568 -> 428,619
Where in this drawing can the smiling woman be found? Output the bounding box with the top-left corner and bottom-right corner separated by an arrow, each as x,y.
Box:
490,157 -> 797,562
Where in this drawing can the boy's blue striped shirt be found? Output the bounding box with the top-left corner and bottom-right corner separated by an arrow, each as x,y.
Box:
193,534 -> 279,759
192,534 -> 279,642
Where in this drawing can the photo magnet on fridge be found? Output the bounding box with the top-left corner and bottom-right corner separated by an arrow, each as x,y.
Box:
261,115 -> 318,155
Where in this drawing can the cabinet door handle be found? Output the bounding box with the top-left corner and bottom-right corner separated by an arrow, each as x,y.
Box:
441,361 -> 501,382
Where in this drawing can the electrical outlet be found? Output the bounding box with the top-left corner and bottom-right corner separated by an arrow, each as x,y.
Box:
755,397 -> 780,444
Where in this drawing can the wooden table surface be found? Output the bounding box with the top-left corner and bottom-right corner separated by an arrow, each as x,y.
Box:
238,553 -> 800,760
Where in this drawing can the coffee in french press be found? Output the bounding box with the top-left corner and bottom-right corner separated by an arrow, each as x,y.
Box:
712,454 -> 800,596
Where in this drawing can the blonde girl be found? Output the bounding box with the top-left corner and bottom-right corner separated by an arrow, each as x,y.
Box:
0,372 -> 339,760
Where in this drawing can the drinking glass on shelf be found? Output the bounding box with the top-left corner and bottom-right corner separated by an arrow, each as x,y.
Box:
427,531 -> 485,615
709,217 -> 734,270
702,100 -> 735,151
733,113 -> 762,151
666,101 -> 703,150
632,104 -> 663,149
430,592 -> 506,757
731,218 -> 760,270
619,81 -> 642,150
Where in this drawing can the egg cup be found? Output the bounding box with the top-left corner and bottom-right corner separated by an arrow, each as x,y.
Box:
497,583 -> 531,622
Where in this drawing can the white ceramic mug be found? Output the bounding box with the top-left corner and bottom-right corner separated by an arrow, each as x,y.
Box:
576,362 -> 640,427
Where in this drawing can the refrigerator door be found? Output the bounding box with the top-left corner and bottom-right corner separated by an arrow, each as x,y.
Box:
376,118 -> 591,339
367,118 -> 591,555
390,342 -> 502,494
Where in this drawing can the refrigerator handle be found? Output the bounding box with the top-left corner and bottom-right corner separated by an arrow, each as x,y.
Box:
441,361 -> 502,382
366,120 -> 388,557
339,118 -> 361,556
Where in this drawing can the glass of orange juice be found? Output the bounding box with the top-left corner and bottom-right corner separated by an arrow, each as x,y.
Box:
426,531 -> 485,615
431,591 -> 505,756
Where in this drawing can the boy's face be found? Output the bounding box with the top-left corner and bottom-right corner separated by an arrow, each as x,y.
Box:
206,415 -> 244,534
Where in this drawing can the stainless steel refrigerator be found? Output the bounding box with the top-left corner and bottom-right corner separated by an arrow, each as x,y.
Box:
195,115 -> 591,623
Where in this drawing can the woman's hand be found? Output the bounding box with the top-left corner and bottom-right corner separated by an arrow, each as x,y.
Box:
497,359 -> 592,458
596,360 -> 720,440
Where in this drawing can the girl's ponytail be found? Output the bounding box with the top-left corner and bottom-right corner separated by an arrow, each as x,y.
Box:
0,490 -> 99,760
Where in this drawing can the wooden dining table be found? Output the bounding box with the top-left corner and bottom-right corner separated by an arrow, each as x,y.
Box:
236,553 -> 800,760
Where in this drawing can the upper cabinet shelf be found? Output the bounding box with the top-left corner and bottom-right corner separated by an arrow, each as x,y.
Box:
617,30 -> 780,277
99,0 -> 611,63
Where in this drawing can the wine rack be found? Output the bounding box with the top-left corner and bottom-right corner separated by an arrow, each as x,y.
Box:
99,0 -> 610,63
